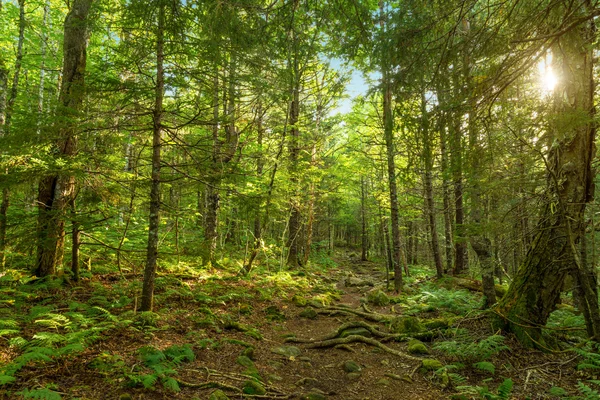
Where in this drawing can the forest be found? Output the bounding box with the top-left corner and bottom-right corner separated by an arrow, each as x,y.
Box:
0,0 -> 599,399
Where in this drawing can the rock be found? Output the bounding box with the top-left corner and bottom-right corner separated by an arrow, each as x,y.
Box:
271,345 -> 301,358
407,339 -> 429,355
243,380 -> 267,395
341,360 -> 361,373
267,374 -> 282,382
295,377 -> 319,387
292,294 -> 308,307
345,277 -> 374,287
268,360 -> 284,370
208,390 -> 230,400
389,316 -> 424,334
420,359 -> 443,372
339,327 -> 372,338
300,308 -> 318,319
236,355 -> 255,368
242,346 -> 255,360
423,318 -> 451,330
376,378 -> 390,386
347,372 -> 362,380
366,289 -> 390,306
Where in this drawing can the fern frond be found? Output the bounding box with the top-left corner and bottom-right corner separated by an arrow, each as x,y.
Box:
473,361 -> 495,375
162,376 -> 180,392
496,378 -> 513,400
16,387 -> 62,400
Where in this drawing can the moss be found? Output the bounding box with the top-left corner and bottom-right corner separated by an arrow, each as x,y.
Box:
423,318 -> 452,330
407,339 -> 429,354
341,360 -> 361,373
389,316 -> 423,334
236,355 -> 255,369
243,380 -> 266,395
420,359 -> 443,372
339,327 -> 372,338
366,289 -> 390,306
300,308 -> 318,319
241,347 -> 255,360
292,294 -> 308,307
208,390 -> 230,400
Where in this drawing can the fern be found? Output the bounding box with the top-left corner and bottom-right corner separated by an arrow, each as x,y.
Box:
577,382 -> 600,400
16,387 -> 62,400
0,374 -> 16,386
473,361 -> 495,375
495,378 -> 513,400
434,335 -> 508,362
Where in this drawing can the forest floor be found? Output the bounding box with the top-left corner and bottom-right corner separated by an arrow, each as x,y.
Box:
0,252 -> 594,399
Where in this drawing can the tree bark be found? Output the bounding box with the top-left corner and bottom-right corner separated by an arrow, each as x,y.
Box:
421,92 -> 444,279
495,9 -> 596,346
360,176 -> 368,261
0,0 -> 25,268
140,1 -> 165,312
36,0 -> 93,277
286,2 -> 302,268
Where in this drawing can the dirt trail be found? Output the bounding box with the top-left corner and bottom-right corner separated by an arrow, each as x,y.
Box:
249,257 -> 444,400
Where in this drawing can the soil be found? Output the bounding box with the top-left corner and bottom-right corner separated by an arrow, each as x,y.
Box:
0,255 -> 589,399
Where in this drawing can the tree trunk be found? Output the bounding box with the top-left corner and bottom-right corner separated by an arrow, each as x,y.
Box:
0,0 -> 25,268
421,92 -> 443,279
286,21 -> 302,268
360,176 -> 368,261
439,108 -> 454,274
36,0 -> 93,277
140,1 -> 165,312
496,10 -> 596,346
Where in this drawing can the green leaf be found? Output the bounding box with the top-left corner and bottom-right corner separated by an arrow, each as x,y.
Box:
473,361 -> 495,375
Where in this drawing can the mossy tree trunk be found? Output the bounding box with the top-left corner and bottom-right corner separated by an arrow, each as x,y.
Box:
495,8 -> 596,345
36,0 -> 93,277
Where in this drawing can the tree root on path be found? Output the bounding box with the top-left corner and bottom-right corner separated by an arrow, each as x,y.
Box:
314,305 -> 390,322
304,334 -> 422,361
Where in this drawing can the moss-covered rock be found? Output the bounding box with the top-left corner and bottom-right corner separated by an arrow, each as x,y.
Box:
243,380 -> 266,395
341,360 -> 361,373
271,345 -> 301,358
292,294 -> 308,307
241,346 -> 255,360
407,339 -> 429,354
423,318 -> 452,330
208,390 -> 230,400
420,359 -> 443,372
366,289 -> 390,306
300,308 -> 318,319
347,372 -> 362,380
236,355 -> 255,368
389,316 -> 424,334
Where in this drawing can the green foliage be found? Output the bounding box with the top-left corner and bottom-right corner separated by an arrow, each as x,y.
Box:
127,344 -> 195,393
408,285 -> 480,316
434,335 -> 508,362
15,387 -> 62,400
456,378 -> 513,400
473,361 -> 495,375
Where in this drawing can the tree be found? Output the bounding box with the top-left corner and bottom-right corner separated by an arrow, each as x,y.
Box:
36,0 -> 94,277
496,3 -> 598,346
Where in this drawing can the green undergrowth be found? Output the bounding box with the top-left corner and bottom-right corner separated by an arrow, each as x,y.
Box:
0,250 -> 341,398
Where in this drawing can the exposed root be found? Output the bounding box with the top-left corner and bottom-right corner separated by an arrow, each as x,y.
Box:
177,380 -> 241,391
285,321 -> 394,343
314,305 -> 390,322
305,334 -> 422,361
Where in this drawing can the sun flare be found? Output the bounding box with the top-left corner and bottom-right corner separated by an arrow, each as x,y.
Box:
537,53 -> 557,94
